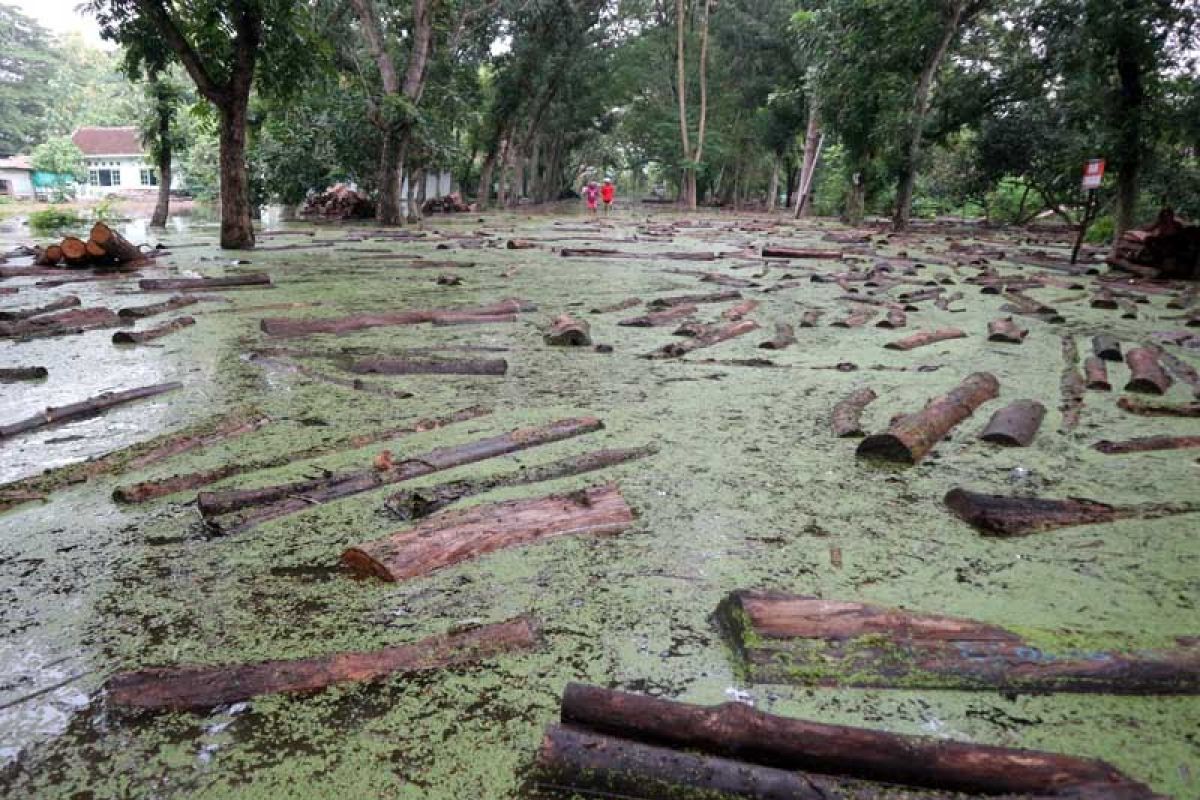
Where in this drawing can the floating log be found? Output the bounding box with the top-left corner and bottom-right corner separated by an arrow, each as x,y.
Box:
106,616 -> 539,711
1002,290 -> 1063,323
757,322 -> 795,350
1117,397 -> 1200,417
0,367 -> 48,381
761,246 -> 842,260
506,238 -> 537,249
260,299 -> 533,337
347,357 -> 508,376
831,387 -> 877,438
556,683 -> 1153,798
430,313 -> 517,326
0,382 -> 182,439
617,305 -> 697,327
200,417 -> 604,533
343,483 -> 634,582
647,291 -> 740,310
799,309 -> 823,328
986,317 -> 1027,343
717,588 -> 1200,693
721,298 -> 758,321
1093,435 -> 1200,454
117,295 -> 199,319
112,406 -> 488,504
60,236 -> 89,266
0,307 -> 124,340
250,354 -> 413,401
0,295 -> 81,321
139,274 -> 271,291
875,308 -> 907,329
945,487 -> 1200,536
1124,347 -> 1173,394
672,321 -> 707,338
112,316 -> 196,344
543,314 -> 591,346
884,328 -> 966,351
978,399 -> 1045,446
590,298 -> 640,314
1059,336 -> 1085,432
383,446 -> 656,521
857,372 -> 998,464
830,309 -> 874,328
1084,357 -> 1112,391
651,319 -> 760,359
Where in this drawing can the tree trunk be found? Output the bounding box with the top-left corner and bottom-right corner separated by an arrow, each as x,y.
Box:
1113,25 -> 1144,238
478,147 -> 497,208
795,102 -> 821,217
844,172 -> 865,226
377,132 -> 403,225
217,99 -> 255,249
150,87 -> 172,227
675,0 -> 692,210
766,157 -> 780,212
893,1 -> 965,231
690,0 -> 712,211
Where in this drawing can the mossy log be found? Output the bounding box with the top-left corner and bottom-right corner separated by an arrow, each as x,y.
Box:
0,367 -> 48,382
650,319 -> 760,359
138,273 -> 272,291
348,357 -> 508,376
758,322 -> 796,350
260,299 -> 533,337
117,295 -> 199,319
0,295 -> 80,321
618,304 -> 697,327
761,246 -> 842,259
1093,435 -> 1200,454
1092,335 -> 1122,361
112,316 -> 195,344
857,372 -> 999,463
1116,397 -> 1200,417
647,290 -> 741,309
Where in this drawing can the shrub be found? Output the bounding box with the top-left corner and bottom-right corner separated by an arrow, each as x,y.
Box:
28,208 -> 84,232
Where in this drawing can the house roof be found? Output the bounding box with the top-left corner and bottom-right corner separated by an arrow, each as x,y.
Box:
0,156 -> 34,171
71,127 -> 144,156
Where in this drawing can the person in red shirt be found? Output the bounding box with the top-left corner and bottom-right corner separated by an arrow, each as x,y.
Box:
601,177 -> 615,214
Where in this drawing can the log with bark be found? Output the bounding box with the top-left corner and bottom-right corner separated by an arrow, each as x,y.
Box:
89,222 -> 143,263
830,309 -> 875,328
106,616 -> 539,711
0,382 -> 182,439
117,295 -> 199,319
721,298 -> 759,321
553,683 -> 1154,798
430,313 -> 517,327
1116,397 -> 1200,417
199,417 -> 604,533
383,446 -> 656,521
590,298 -> 640,314
857,372 -> 998,464
799,309 -> 823,328
1002,290 -> 1063,324
986,317 -> 1027,344
34,244 -> 64,266
506,239 -> 537,249
831,387 -> 877,438
758,322 -> 795,350
0,367 -> 48,381
138,274 -> 272,291
347,357 -> 508,376
647,290 -> 740,310
1151,346 -> 1200,396
543,314 -> 591,346
945,487 -> 1200,536
1084,357 -> 1112,391
875,308 -> 907,329
650,320 -> 760,359
0,295 -> 81,321
60,237 -> 89,266
260,299 -> 534,337
343,483 -> 634,582
1123,347 -> 1173,394
717,589 -> 1200,693
1093,436 -> 1200,454
884,328 -> 967,351
978,399 -> 1045,446
249,355 -> 413,401
112,316 -> 196,344
1059,336 -> 1086,432
0,307 -> 124,340
761,246 -> 842,260
617,305 -> 697,327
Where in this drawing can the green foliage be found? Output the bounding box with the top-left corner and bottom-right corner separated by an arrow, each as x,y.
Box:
31,137 -> 87,190
28,208 -> 84,232
0,4 -> 55,155
182,126 -> 220,201
91,195 -> 121,222
1086,214 -> 1115,244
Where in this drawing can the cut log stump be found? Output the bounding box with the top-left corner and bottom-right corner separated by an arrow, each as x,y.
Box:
987,317 -> 1028,343
343,484 -> 634,581
1093,335 -> 1123,361
758,322 -> 796,350
1084,357 -> 1112,391
106,616 -> 539,711
543,314 -> 591,346
978,399 -> 1045,446
856,372 -> 999,464
1124,347 -> 1172,394
90,222 -> 143,263
831,387 -> 877,438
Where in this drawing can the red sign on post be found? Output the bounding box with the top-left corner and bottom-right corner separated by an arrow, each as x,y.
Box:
1082,159 -> 1106,190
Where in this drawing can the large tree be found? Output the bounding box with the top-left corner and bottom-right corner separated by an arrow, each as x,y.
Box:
0,4 -> 55,156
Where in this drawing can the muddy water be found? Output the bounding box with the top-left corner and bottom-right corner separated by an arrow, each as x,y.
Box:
0,211 -> 1197,798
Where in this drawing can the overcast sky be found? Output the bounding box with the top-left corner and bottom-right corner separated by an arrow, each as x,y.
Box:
11,0 -> 111,48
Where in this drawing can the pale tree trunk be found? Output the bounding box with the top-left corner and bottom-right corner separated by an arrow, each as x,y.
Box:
795,101 -> 821,218
675,0 -> 692,208
690,0 -> 712,210
893,0 -> 968,231
766,156 -> 780,212
844,167 -> 866,226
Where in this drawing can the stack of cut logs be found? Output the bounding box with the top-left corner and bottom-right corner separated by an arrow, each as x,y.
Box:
33,222 -> 144,268
422,192 -> 471,214
300,184 -> 375,220
1109,208 -> 1199,280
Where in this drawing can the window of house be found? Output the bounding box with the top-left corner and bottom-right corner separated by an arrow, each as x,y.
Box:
91,169 -> 120,187
140,169 -> 158,186
0,179 -> 10,195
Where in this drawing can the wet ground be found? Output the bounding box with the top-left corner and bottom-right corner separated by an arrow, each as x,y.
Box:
0,208 -> 1197,798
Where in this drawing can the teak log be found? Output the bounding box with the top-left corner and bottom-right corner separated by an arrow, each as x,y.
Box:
884,327 -> 967,351
799,309 -> 823,328
0,295 -> 80,321
34,244 -> 63,266
830,309 -> 875,328
1059,336 -> 1085,432
831,387 -> 877,438
647,291 -> 740,310
721,298 -> 759,321
348,357 -> 508,376
106,616 -> 539,711
85,239 -> 108,261
543,314 -> 591,346
717,589 -> 1200,694
430,313 -> 517,326
945,487 -> 1200,536
118,295 -> 199,319
1154,346 -> 1200,396
0,382 -> 182,439
617,304 -> 696,327
758,322 -> 796,350
260,299 -> 533,337
0,367 -> 48,381
1123,347 -> 1172,394
1084,357 -> 1112,391
857,372 -> 999,464
761,246 -> 842,260
0,307 -> 123,339
112,316 -> 195,344
139,274 -> 272,291
651,319 -> 760,359
556,683 -> 1153,798
987,317 -> 1027,344
383,446 -> 656,521
199,417 -> 604,533
978,399 -> 1045,446
250,355 -> 413,401
60,236 -> 88,266
506,238 -> 537,249
876,308 -> 907,329
1093,435 -> 1200,454
90,222 -> 143,263
591,297 -> 640,314
1117,397 -> 1200,417
342,483 -> 634,582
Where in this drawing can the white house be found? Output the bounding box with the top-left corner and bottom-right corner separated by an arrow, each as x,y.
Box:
71,127 -> 181,198
0,156 -> 35,199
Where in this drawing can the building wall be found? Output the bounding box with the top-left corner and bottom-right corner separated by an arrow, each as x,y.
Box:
398,170 -> 454,214
78,156 -> 177,198
0,169 -> 34,199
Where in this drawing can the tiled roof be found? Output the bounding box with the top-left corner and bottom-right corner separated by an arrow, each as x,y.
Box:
71,127 -> 144,156
0,156 -> 34,171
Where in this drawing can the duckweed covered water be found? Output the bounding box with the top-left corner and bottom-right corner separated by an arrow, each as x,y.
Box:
0,209 -> 1197,798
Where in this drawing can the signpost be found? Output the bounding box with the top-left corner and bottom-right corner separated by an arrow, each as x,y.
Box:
1071,159 -> 1105,264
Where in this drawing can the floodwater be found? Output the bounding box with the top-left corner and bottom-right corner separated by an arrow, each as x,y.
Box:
0,207 -> 1197,798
